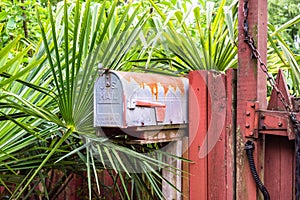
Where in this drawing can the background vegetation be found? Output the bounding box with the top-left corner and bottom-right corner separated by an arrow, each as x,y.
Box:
0,0 -> 299,199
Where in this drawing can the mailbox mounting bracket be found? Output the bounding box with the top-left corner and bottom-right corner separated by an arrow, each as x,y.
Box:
124,125 -> 187,144
98,124 -> 188,145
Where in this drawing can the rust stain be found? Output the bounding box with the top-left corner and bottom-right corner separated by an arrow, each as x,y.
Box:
148,83 -> 158,100
118,71 -> 186,98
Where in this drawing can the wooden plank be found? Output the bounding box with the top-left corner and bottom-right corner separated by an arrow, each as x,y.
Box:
225,69 -> 237,199
182,136 -> 189,200
61,173 -> 85,200
207,71 -> 227,199
188,69 -> 236,200
49,170 -> 86,200
125,129 -> 186,144
162,140 -> 183,200
236,0 -> 268,199
267,69 -> 292,111
189,71 -> 208,200
264,135 -> 294,200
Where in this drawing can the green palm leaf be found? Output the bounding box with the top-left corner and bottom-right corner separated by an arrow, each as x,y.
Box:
148,0 -> 238,72
1,1 -> 180,199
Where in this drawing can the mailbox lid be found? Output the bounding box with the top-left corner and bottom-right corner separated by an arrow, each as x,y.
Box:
94,71 -> 124,127
94,70 -> 188,128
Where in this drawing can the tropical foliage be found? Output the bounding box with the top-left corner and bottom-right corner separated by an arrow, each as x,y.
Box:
0,0 -> 47,48
268,0 -> 300,52
0,0 -> 181,199
0,0 -> 299,199
149,0 -> 238,72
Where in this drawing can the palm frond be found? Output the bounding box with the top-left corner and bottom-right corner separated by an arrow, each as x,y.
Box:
148,0 -> 238,72
1,1 -> 181,199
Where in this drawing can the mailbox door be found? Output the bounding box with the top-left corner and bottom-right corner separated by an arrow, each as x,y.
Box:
94,73 -> 124,127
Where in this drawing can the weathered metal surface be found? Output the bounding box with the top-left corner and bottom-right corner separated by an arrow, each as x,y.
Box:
259,110 -> 295,139
237,0 -> 268,199
244,103 -> 296,139
94,70 -> 188,129
245,101 -> 260,138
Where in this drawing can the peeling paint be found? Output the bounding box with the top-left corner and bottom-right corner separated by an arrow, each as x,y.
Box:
117,71 -> 186,96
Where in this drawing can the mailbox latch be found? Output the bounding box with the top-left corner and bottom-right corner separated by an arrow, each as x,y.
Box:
129,99 -> 166,122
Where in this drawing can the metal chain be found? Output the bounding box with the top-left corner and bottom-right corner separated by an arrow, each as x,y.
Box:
243,1 -> 300,199
243,0 -> 293,113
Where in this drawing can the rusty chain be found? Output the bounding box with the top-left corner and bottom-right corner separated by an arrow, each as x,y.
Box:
243,0 -> 293,113
243,0 -> 300,199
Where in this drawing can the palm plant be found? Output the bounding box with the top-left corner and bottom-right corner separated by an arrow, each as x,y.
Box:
0,34 -> 75,199
1,0 -> 299,199
1,0 -> 182,199
267,15 -> 300,96
146,0 -> 238,73
146,0 -> 300,96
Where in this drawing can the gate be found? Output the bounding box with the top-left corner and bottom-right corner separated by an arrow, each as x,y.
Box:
188,0 -> 299,199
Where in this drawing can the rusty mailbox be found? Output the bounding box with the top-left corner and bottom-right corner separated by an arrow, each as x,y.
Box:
94,70 -> 188,141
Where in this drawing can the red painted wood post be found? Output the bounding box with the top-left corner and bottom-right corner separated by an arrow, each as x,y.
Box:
206,71 -> 227,199
225,69 -> 237,199
189,71 -> 208,200
236,0 -> 268,199
189,70 -> 236,199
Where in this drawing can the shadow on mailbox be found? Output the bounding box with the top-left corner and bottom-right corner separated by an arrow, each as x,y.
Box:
94,70 -> 188,143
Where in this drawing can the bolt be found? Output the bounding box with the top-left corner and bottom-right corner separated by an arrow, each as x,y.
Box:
262,125 -> 266,129
249,132 -> 254,136
250,103 -> 255,108
245,123 -> 250,128
278,122 -> 283,127
260,114 -> 265,119
246,111 -> 251,116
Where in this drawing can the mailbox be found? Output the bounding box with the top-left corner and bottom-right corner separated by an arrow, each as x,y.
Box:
94,70 -> 188,134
